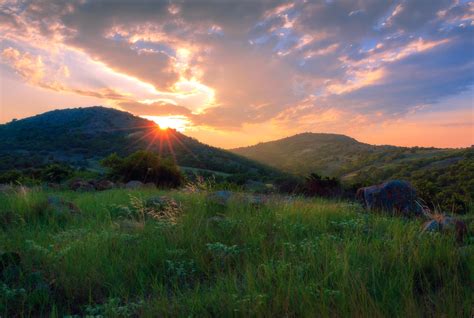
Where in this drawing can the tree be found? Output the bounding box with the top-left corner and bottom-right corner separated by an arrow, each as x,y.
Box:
101,151 -> 183,188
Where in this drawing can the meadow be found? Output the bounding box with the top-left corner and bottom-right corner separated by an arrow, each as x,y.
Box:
0,187 -> 472,317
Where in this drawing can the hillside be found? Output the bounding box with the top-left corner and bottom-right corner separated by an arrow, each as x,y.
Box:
232,133 -> 474,210
232,133 -> 467,177
0,188 -> 472,316
0,107 -> 282,181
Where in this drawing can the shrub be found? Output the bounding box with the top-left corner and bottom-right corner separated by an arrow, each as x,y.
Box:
40,164 -> 72,183
101,151 -> 183,188
304,173 -> 342,197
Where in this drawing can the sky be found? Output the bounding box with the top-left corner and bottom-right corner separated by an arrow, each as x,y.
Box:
0,0 -> 473,149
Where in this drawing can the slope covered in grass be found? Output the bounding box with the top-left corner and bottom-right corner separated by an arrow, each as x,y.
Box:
0,188 -> 472,317
232,132 -> 474,212
0,107 -> 283,181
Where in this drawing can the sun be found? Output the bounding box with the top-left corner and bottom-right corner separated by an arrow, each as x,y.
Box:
141,115 -> 191,132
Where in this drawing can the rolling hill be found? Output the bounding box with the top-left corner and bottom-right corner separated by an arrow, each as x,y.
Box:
231,132 -> 472,178
0,107 -> 283,181
232,133 -> 474,211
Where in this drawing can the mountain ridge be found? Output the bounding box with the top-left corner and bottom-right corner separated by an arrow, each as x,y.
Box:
0,106 -> 284,181
231,132 -> 466,177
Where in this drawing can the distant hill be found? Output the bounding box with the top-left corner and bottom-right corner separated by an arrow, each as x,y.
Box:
231,132 -> 469,177
232,133 -> 474,211
0,107 -> 283,181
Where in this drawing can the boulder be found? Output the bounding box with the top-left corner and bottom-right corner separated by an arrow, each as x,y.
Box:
422,220 -> 440,233
70,180 -> 95,192
0,184 -> 14,193
144,182 -> 156,189
421,216 -> 468,243
439,216 -> 456,231
126,180 -> 144,189
356,180 -> 422,216
95,180 -> 115,191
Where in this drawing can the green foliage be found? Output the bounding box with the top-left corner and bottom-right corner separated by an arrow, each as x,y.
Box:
233,133 -> 474,213
101,151 -> 183,187
0,164 -> 75,186
0,170 -> 23,184
40,164 -> 72,183
0,188 -> 472,316
304,173 -> 342,197
0,107 -> 283,182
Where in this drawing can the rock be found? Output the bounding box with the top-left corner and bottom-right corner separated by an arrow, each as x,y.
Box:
422,220 -> 440,233
47,196 -> 80,214
46,183 -> 61,190
421,216 -> 468,243
144,182 -> 156,189
126,180 -> 144,189
70,180 -> 95,192
439,216 -> 456,231
207,190 -> 233,206
17,185 -> 29,196
0,184 -> 14,194
207,215 -> 226,224
356,180 -> 422,216
95,180 -> 115,191
145,196 -> 168,210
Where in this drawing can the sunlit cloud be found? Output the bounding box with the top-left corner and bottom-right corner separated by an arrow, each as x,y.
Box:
0,0 -> 472,147
142,115 -> 191,132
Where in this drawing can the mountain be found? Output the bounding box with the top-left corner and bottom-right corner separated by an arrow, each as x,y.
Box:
0,107 -> 283,181
232,133 -> 474,211
231,132 -> 471,177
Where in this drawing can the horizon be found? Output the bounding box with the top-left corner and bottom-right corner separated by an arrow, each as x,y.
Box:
1,105 -> 473,150
1,0 -> 473,148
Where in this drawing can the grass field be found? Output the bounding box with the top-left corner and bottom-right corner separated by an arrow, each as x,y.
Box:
0,187 -> 472,317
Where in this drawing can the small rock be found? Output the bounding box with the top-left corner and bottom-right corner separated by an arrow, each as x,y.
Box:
46,183 -> 60,190
207,190 -> 233,206
207,215 -> 226,224
422,220 -> 440,233
421,216 -> 468,243
0,184 -> 14,194
145,196 -> 168,210
95,180 -> 115,191
70,180 -> 95,192
126,180 -> 144,189
439,216 -> 456,231
144,182 -> 156,189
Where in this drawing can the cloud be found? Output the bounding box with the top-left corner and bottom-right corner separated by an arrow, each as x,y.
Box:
118,101 -> 192,117
1,46 -> 129,100
0,0 -> 473,139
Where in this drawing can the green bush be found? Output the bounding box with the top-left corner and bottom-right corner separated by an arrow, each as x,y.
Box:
101,151 -> 183,188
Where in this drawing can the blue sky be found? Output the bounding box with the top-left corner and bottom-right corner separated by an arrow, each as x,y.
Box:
0,0 -> 473,147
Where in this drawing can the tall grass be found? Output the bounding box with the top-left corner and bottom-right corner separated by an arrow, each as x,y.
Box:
0,188 -> 472,317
